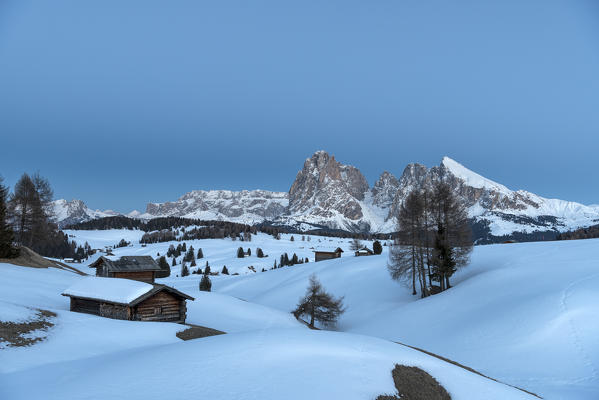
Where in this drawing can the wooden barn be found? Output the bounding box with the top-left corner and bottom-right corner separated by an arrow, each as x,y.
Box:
89,256 -> 162,283
313,247 -> 344,262
354,247 -> 374,257
62,277 -> 194,323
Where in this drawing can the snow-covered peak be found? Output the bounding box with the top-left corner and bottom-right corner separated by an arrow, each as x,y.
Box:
441,157 -> 511,194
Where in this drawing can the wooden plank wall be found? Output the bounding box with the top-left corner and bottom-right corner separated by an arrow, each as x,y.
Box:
113,271 -> 155,283
134,292 -> 183,322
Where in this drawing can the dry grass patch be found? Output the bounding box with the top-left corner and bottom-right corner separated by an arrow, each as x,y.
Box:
176,324 -> 225,341
0,309 -> 56,348
376,364 -> 451,400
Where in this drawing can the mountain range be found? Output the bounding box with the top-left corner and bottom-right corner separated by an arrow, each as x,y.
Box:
53,151 -> 599,242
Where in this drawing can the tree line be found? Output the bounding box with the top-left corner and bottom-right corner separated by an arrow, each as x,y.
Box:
0,173 -> 92,259
388,181 -> 473,298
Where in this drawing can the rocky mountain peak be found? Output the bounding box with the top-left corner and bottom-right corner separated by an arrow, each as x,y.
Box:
371,171 -> 399,209
288,151 -> 370,227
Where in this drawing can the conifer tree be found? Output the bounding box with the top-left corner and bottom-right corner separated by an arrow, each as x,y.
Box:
256,248 -> 264,258
237,247 -> 244,258
199,273 -> 212,291
181,262 -> 189,277
197,248 -> 203,259
156,256 -> 171,278
292,274 -> 345,328
373,240 -> 383,255
247,247 -> 251,256
0,177 -> 17,258
222,265 -> 229,275
172,257 -> 177,267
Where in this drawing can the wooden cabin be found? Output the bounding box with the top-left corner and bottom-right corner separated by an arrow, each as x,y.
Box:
354,247 -> 374,257
62,277 -> 194,323
313,247 -> 344,262
89,256 -> 162,283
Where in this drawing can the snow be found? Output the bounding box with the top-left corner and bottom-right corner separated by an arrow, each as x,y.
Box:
62,276 -> 155,304
442,156 -> 511,194
1,329 -> 534,400
0,302 -> 37,323
2,231 -> 599,399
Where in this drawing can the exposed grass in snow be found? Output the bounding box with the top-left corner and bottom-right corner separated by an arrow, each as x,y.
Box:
176,324 -> 225,341
376,364 -> 451,400
0,309 -> 56,348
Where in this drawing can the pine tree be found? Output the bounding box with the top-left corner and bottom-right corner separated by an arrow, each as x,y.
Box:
247,247 -> 251,256
199,273 -> 212,291
291,253 -> 299,265
222,265 -> 229,275
256,248 -> 264,258
190,258 -> 196,267
172,257 -> 177,267
156,256 -> 171,278
292,274 -> 345,328
373,240 -> 383,255
0,177 -> 17,258
290,235 -> 295,242
181,262 -> 189,277
237,247 -> 244,258
197,248 -> 203,259
205,265 -> 211,275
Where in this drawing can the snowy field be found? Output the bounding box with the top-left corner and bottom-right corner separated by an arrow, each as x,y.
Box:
1,229 -> 598,399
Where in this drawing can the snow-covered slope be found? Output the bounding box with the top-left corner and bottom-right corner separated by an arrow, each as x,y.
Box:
3,230 -> 598,398
1,235 -> 541,400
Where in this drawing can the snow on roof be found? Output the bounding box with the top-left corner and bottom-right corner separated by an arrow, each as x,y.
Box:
442,157 -> 511,194
62,277 -> 154,304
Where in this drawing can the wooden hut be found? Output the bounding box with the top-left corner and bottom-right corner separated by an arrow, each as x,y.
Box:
62,277 -> 194,323
354,247 -> 374,257
313,247 -> 344,262
89,256 -> 162,283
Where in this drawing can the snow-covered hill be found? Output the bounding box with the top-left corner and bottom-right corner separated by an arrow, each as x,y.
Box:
3,230 -> 599,398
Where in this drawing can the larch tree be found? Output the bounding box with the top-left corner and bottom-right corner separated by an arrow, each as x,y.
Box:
349,238 -> 362,251
388,190 -> 429,297
292,274 -> 345,328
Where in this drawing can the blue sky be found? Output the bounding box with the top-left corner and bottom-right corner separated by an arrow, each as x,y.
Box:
1,0 -> 598,212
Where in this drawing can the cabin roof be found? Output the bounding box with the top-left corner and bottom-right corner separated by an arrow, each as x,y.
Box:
313,247 -> 344,254
89,256 -> 162,272
62,277 -> 194,305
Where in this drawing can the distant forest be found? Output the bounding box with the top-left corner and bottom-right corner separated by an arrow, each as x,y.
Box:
557,224 -> 599,241
67,216 -> 390,242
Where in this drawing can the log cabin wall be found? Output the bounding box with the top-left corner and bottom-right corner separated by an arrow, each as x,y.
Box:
70,298 -> 131,320
112,271 -> 155,283
134,291 -> 183,322
70,298 -> 101,316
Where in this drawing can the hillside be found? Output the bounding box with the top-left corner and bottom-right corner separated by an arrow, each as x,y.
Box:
0,232 -> 541,400
51,229 -> 599,399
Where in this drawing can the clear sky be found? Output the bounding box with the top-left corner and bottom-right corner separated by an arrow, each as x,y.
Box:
1,0 -> 598,212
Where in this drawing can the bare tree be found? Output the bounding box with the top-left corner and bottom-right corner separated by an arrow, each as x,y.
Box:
388,190 -> 429,297
293,274 -> 345,328
349,238 -> 362,251
9,173 -> 53,248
